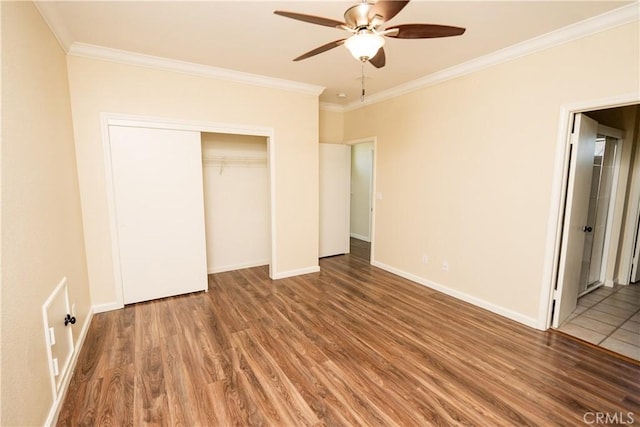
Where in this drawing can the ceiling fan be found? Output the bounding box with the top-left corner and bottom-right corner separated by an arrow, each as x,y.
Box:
274,0 -> 466,69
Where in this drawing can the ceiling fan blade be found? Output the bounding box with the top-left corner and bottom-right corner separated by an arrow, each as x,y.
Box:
385,24 -> 466,39
369,0 -> 410,22
369,47 -> 386,68
294,39 -> 346,61
274,11 -> 346,28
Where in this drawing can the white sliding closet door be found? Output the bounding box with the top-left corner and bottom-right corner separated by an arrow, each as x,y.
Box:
109,126 -> 208,304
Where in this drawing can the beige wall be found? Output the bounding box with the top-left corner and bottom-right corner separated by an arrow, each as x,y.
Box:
320,109 -> 344,143
1,2 -> 91,425
343,22 -> 639,323
66,56 -> 320,307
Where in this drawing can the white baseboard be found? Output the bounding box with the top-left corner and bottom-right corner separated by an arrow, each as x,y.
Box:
272,265 -> 320,279
45,306 -> 94,426
92,301 -> 123,313
372,261 -> 539,330
350,233 -> 371,242
208,259 -> 270,274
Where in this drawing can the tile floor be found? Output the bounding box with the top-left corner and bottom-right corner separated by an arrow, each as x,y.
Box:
558,284 -> 640,361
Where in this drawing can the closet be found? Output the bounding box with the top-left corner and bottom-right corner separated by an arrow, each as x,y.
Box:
201,133 -> 270,273
108,124 -> 270,305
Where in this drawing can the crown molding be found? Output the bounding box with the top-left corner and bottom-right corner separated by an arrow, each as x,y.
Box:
35,1 -> 323,96
319,102 -> 346,112
342,2 -> 639,112
67,43 -> 325,97
36,1 -> 637,109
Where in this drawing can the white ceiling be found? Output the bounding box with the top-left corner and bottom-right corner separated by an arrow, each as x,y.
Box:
37,1 -> 633,105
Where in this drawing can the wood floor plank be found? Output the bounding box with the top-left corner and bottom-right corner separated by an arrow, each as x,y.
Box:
206,381 -> 233,426
56,377 -> 102,427
232,329 -> 320,426
133,346 -> 167,426
226,346 -> 273,426
57,241 -> 640,426
94,365 -> 134,427
134,300 -> 162,352
246,325 -> 352,426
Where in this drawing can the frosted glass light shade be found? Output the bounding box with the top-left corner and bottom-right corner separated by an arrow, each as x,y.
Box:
345,32 -> 385,61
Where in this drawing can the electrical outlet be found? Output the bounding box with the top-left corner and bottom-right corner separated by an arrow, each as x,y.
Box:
442,261 -> 449,272
422,254 -> 428,265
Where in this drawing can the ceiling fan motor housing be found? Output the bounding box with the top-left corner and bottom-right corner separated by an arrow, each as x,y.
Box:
345,2 -> 380,29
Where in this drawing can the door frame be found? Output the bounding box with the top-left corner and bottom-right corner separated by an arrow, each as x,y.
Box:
619,120 -> 640,285
101,113 -> 276,309
629,201 -> 640,282
538,92 -> 639,330
345,136 -> 377,263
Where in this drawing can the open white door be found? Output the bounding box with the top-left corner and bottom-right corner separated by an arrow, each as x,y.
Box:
553,113 -> 598,327
319,143 -> 351,257
110,126 -> 208,304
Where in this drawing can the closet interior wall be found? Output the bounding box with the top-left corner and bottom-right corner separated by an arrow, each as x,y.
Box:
201,132 -> 270,273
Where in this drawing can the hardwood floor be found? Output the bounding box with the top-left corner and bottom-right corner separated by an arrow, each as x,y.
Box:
349,237 -> 371,261
58,247 -> 640,426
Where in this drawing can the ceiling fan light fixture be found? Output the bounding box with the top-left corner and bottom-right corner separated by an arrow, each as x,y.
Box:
275,0 -> 466,69
345,31 -> 385,61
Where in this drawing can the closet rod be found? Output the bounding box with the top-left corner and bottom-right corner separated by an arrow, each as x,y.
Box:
202,155 -> 268,175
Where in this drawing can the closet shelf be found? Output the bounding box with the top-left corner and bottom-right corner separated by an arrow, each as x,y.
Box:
202,155 -> 267,167
202,155 -> 268,175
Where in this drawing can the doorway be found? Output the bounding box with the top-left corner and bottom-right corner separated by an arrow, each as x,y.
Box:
349,138 -> 376,262
552,113 -> 624,327
544,101 -> 640,359
577,134 -> 619,297
317,138 -> 377,263
350,141 -> 374,241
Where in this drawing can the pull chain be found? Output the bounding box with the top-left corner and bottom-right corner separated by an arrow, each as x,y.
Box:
360,62 -> 365,102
